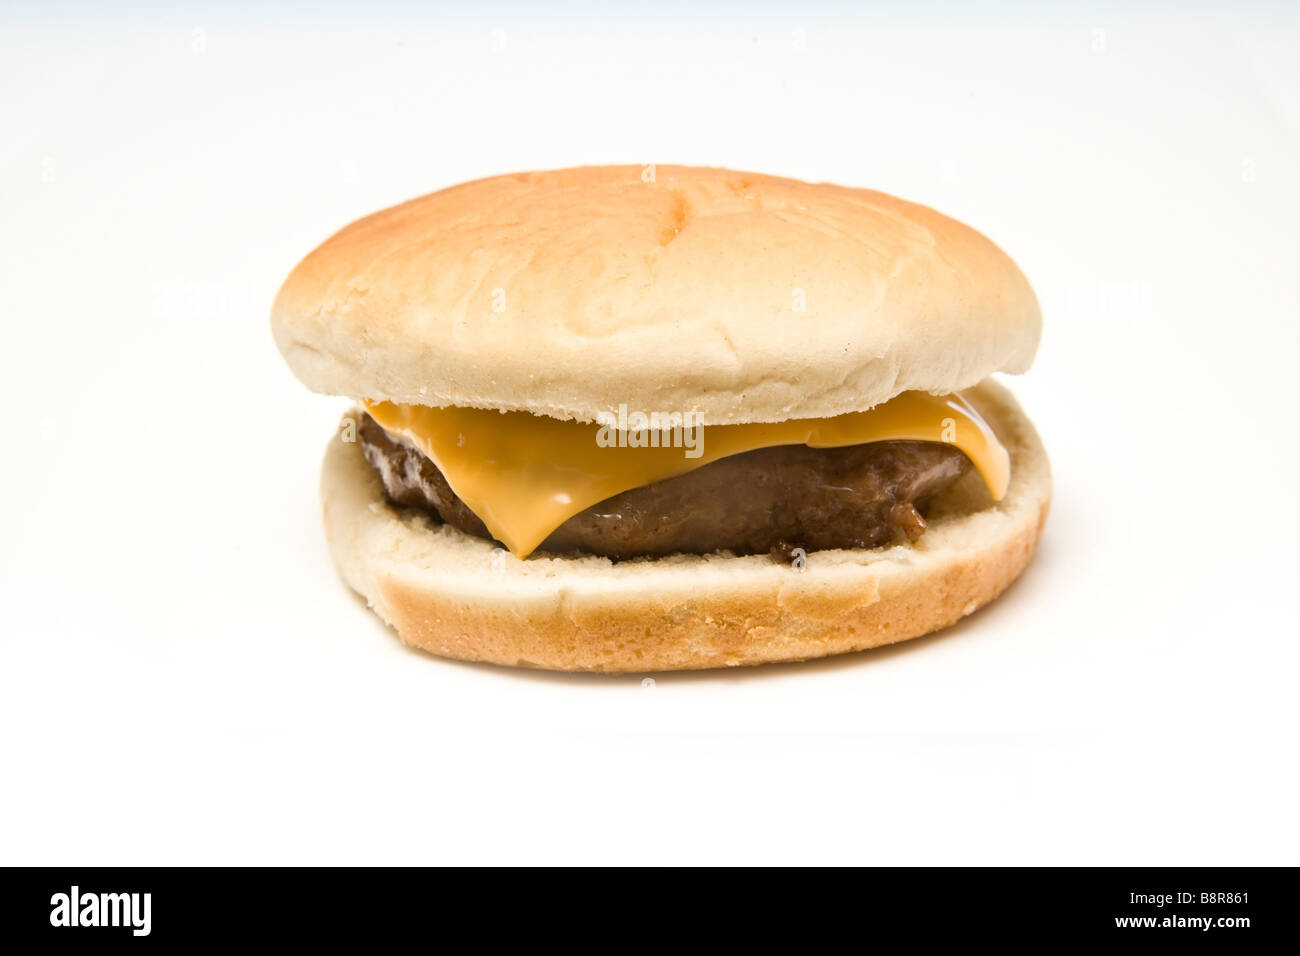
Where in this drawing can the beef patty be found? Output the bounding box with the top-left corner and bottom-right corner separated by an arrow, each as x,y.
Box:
358,412 -> 973,560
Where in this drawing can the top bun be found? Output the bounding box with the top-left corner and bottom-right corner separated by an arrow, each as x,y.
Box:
272,165 -> 1040,425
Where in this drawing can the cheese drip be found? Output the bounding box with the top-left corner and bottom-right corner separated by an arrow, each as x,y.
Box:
363,390 -> 1009,558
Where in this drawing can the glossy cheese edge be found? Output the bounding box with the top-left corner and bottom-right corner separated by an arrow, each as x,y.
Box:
363,390 -> 1010,558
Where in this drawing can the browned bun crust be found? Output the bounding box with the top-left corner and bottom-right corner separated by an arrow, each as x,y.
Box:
319,380 -> 1050,672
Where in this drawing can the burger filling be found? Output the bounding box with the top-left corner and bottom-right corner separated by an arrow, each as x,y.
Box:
359,412 -> 974,561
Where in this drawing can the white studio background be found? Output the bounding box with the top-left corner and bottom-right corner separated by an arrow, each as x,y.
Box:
1,1 -> 1297,865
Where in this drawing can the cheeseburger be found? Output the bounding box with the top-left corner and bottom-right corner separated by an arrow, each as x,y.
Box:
272,165 -> 1050,671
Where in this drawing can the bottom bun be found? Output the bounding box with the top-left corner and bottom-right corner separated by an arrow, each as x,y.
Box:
320,379 -> 1051,672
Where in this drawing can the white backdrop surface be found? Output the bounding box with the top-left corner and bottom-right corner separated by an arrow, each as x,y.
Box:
1,2 -> 1297,864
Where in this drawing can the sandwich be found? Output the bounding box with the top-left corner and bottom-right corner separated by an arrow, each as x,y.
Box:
271,165 -> 1051,671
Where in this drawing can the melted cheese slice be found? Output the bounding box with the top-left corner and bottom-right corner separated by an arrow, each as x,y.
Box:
364,390 -> 1009,558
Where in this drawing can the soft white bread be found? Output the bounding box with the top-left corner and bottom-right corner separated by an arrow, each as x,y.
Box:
321,380 -> 1050,672
275,166 -> 1041,425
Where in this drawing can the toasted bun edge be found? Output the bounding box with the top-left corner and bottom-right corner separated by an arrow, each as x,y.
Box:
318,378 -> 1051,671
